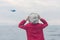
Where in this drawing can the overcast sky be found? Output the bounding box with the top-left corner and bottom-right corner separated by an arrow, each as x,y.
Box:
0,0 -> 60,25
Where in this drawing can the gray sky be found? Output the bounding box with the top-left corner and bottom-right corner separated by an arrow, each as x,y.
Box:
0,0 -> 60,25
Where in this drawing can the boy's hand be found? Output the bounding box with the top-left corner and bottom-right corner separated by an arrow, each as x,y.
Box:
26,16 -> 29,21
38,15 -> 41,19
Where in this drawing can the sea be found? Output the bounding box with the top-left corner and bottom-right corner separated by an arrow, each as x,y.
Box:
0,25 -> 60,40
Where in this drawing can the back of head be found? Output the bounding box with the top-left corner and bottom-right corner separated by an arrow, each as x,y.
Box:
28,13 -> 39,24
29,13 -> 39,17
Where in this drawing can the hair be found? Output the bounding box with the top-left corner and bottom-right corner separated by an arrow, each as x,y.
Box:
29,13 -> 39,18
29,13 -> 37,15
28,13 -> 39,23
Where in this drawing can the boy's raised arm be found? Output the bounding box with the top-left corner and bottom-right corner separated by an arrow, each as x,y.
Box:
40,18 -> 48,28
18,20 -> 27,30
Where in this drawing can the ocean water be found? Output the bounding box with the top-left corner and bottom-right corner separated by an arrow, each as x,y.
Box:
0,25 -> 60,40
44,25 -> 60,40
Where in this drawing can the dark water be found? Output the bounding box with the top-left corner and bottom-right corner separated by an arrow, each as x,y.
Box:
0,25 -> 60,40
44,25 -> 60,40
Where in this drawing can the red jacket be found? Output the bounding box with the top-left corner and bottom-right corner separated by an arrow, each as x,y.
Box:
18,18 -> 48,40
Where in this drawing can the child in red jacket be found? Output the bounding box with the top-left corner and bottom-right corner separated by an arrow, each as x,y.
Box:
18,13 -> 48,40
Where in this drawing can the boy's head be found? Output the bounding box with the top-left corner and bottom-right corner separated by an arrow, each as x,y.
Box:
28,13 -> 40,24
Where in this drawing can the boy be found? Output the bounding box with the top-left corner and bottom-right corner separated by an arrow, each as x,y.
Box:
18,13 -> 48,40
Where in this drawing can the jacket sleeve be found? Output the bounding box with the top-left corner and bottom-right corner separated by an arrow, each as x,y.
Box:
18,20 -> 27,30
40,18 -> 48,29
